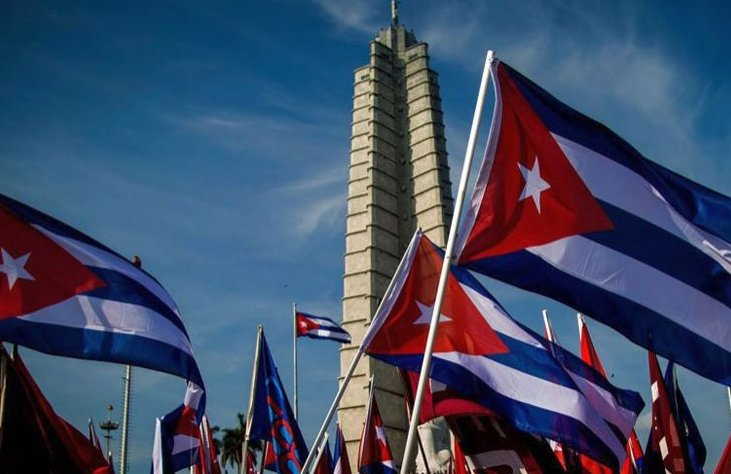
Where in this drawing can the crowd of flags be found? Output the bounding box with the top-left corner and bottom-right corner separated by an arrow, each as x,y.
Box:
0,51 -> 729,474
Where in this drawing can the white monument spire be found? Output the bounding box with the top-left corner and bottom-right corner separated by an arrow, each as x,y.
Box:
391,0 -> 399,25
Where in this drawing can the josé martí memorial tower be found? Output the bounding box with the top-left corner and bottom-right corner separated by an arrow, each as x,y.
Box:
339,2 -> 455,473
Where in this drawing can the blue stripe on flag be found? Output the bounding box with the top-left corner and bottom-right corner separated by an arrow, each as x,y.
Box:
84,266 -> 189,336
465,250 -> 731,384
0,318 -> 204,387
372,352 -> 621,468
502,63 -> 731,244
301,331 -> 351,343
588,201 -> 731,308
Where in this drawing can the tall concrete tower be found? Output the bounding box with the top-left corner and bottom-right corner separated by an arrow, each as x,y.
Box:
339,3 -> 454,471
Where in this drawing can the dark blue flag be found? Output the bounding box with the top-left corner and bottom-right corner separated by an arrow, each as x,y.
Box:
250,333 -> 309,474
664,363 -> 706,474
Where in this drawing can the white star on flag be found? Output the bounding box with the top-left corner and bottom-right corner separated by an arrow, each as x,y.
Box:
518,157 -> 551,213
413,300 -> 452,325
0,248 -> 35,290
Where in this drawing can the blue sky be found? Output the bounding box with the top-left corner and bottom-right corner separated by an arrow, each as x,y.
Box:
2,1 -> 730,472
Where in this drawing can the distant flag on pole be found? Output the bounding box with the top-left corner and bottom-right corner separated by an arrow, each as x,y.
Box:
0,193 -> 204,387
664,362 -> 706,474
194,415 -> 222,474
362,230 -> 644,469
358,390 -> 395,474
644,352 -> 687,474
296,312 -> 351,344
249,333 -> 309,474
577,314 -> 643,474
333,425 -> 352,474
455,58 -> 731,385
151,382 -> 205,474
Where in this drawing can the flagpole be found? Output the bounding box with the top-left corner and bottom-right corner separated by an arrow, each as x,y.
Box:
312,432 -> 330,472
293,302 -> 298,420
120,255 -> 141,474
398,49 -> 494,474
119,364 -> 132,474
300,230 -> 419,474
398,371 -> 431,474
242,325 -> 264,474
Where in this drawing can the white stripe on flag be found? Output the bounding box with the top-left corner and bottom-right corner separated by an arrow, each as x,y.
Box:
553,134 -> 731,272
528,235 -> 730,351
35,225 -> 182,315
172,433 -> 200,455
306,316 -> 340,328
18,295 -> 194,355
435,351 -> 626,461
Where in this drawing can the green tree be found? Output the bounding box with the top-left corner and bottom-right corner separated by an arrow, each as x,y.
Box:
221,413 -> 262,471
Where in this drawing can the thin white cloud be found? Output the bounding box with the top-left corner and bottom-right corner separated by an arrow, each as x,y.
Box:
312,0 -> 380,34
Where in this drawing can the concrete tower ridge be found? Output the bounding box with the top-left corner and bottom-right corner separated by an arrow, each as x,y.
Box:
338,11 -> 454,474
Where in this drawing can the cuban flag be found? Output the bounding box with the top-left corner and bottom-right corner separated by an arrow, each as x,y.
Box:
577,315 -> 643,474
249,332 -> 309,474
644,353 -> 688,474
152,382 -> 205,474
333,424 -> 352,474
363,230 -> 644,469
455,59 -> 731,385
0,193 -> 203,387
296,312 -> 351,344
357,391 -> 395,474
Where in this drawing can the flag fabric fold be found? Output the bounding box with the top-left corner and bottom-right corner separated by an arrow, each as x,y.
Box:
455,58 -> 731,385
151,381 -> 205,474
358,390 -> 396,474
363,230 -> 644,469
0,193 -> 204,387
249,332 -> 309,474
296,312 -> 351,344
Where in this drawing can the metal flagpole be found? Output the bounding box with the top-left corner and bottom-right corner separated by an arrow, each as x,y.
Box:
119,364 -> 133,474
242,325 -> 264,474
312,432 -> 330,473
398,49 -> 494,474
120,255 -> 142,474
300,230 -> 419,474
399,373 -> 432,474
293,302 -> 298,419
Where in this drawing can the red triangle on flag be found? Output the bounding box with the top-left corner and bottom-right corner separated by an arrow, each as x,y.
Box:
460,63 -> 613,261
366,235 -> 507,357
0,206 -> 105,319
